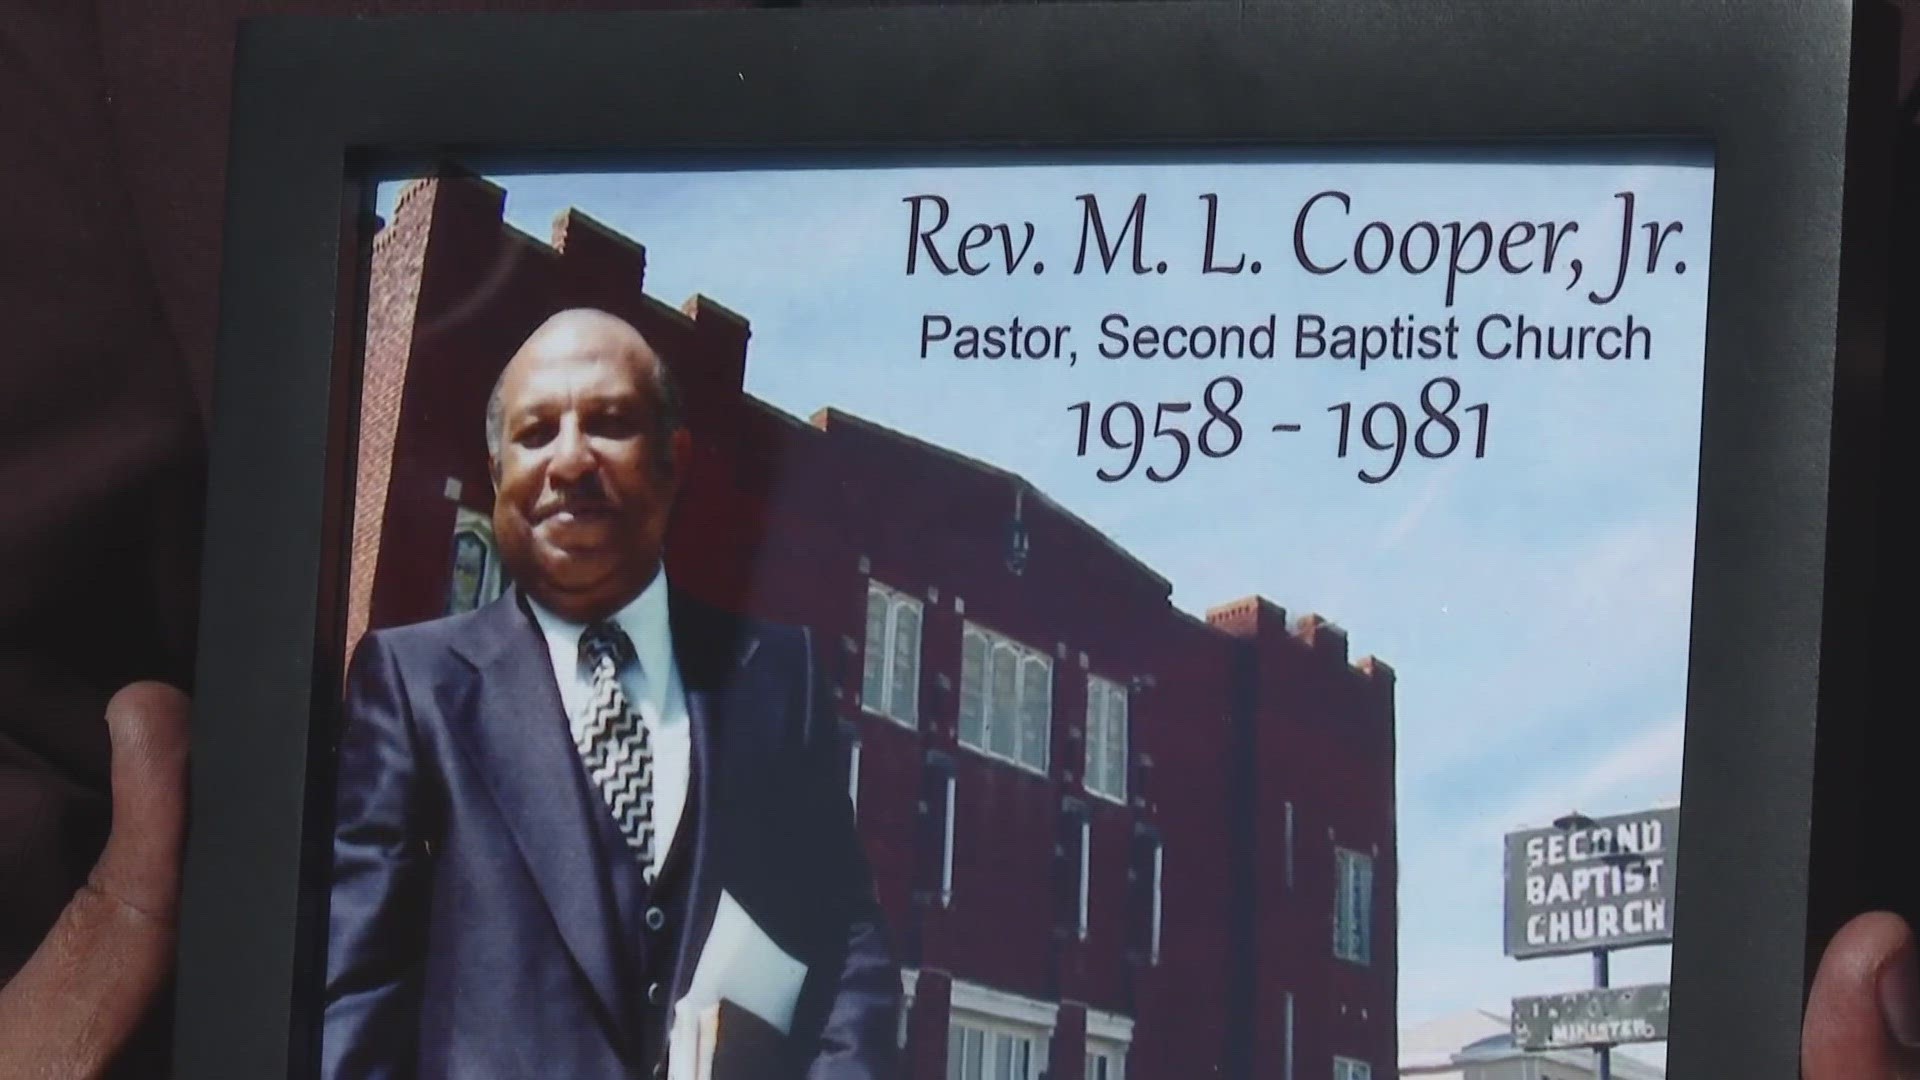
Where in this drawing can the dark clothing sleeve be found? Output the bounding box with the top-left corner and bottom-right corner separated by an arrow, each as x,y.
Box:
0,14 -> 204,1080
791,626 -> 903,1080
322,632 -> 437,1080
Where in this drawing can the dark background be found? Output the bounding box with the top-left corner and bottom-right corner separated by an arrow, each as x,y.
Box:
0,1 -> 1912,1075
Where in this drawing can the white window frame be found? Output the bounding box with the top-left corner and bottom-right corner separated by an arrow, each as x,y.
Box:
941,773 -> 958,908
1083,675 -> 1129,803
944,1023 -> 1046,1080
958,623 -> 1053,775
944,983 -> 1058,1080
1077,816 -> 1092,941
1285,801 -> 1296,890
947,1023 -> 987,1080
848,739 -> 862,814
1149,841 -> 1164,965
898,969 -> 911,1050
862,581 -> 923,727
1087,1008 -> 1134,1080
1283,991 -> 1295,1080
1333,1056 -> 1372,1080
1085,1041 -> 1127,1080
1333,847 -> 1375,966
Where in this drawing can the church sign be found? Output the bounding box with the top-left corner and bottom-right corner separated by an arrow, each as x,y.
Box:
1503,807 -> 1678,959
1513,984 -> 1672,1050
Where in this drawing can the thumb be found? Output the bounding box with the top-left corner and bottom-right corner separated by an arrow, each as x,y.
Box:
90,681 -> 192,921
0,682 -> 190,1079
1804,911 -> 1920,1080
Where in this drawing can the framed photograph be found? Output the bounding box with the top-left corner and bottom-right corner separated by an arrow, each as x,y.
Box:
177,4 -> 1895,1079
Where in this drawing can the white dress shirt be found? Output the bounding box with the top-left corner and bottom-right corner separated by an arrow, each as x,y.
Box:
527,570 -> 691,876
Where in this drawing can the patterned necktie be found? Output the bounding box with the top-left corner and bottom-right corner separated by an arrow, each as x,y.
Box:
577,621 -> 656,873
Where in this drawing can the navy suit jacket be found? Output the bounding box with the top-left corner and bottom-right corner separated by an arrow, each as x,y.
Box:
322,586 -> 901,1079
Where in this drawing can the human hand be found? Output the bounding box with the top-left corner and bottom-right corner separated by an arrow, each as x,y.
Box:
1804,911 -> 1920,1079
0,683 -> 189,1079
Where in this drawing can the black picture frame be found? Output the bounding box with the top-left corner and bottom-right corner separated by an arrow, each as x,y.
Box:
179,3 -> 1897,1078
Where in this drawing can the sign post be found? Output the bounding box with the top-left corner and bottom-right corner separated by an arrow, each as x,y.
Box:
1594,949 -> 1609,1080
1504,807 -> 1678,1074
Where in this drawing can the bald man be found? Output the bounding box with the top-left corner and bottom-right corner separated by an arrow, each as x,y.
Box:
321,310 -> 901,1080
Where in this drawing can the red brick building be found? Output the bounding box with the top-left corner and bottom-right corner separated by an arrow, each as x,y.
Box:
347,174 -> 1399,1080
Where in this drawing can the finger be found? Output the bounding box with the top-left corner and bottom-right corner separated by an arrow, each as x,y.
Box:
0,682 -> 190,1080
89,681 -> 191,921
1804,911 -> 1920,1080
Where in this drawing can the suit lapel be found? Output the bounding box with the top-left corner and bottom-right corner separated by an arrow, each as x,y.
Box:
444,590 -> 627,1045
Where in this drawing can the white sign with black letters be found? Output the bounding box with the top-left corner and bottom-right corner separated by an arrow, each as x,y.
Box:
1503,807 -> 1677,959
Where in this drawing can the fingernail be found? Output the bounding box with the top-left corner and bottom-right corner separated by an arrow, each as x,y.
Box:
1880,946 -> 1920,1048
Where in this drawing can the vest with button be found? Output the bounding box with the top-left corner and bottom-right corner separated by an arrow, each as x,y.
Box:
568,707 -> 701,1075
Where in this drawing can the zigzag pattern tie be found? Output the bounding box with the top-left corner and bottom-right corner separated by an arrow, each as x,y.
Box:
577,622 -> 655,871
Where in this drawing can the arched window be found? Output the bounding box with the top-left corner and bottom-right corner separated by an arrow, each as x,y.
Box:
1085,675 -> 1130,802
958,622 -> 1052,774
445,508 -> 504,615
862,580 -> 923,726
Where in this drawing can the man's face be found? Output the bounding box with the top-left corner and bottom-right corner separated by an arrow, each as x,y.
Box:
490,326 -> 689,622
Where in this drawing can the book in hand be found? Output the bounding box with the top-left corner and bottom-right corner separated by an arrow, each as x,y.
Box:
672,997 -> 792,1080
668,891 -> 808,1079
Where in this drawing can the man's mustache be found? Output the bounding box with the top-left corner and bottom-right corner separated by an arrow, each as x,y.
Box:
531,485 -> 615,522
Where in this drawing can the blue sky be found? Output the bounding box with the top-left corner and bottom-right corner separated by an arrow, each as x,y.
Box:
377,151 -> 1711,1069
